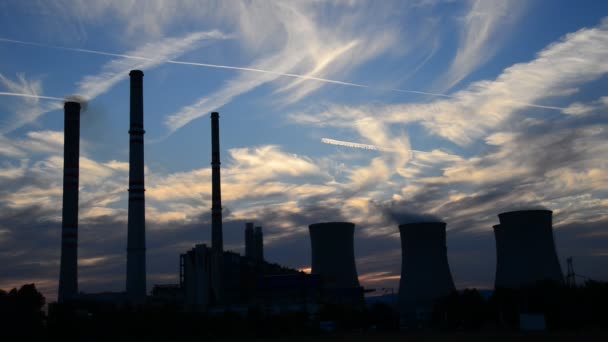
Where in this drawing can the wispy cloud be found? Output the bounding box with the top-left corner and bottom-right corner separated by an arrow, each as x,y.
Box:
0,73 -> 44,104
163,1 -> 400,134
294,18 -> 608,145
439,0 -> 527,90
75,30 -> 227,100
0,31 -> 227,134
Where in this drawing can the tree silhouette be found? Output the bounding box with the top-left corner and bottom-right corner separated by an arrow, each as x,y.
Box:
0,284 -> 46,336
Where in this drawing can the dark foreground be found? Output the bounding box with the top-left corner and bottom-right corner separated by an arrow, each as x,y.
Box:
102,332 -> 608,342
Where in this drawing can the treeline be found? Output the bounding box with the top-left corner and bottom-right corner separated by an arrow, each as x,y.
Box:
1,281 -> 607,338
431,280 -> 608,331
0,284 -> 46,336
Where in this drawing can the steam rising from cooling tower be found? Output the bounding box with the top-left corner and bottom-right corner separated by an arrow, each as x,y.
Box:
126,70 -> 147,302
494,210 -> 564,289
398,222 -> 455,315
58,101 -> 81,303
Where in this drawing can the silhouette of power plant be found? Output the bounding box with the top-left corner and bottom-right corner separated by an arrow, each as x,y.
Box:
397,222 -> 455,318
55,70 -> 565,318
494,210 -> 564,289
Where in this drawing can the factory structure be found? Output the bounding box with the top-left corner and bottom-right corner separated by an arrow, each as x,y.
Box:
55,69 -> 564,319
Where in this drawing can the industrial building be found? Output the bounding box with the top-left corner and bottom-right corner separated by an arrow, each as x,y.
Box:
177,109 -> 321,312
397,222 -> 455,319
494,210 -> 564,289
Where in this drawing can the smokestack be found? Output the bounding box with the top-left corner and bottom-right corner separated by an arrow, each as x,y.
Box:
58,101 -> 81,303
398,222 -> 455,315
309,222 -> 360,289
211,112 -> 223,253
245,222 -> 254,259
254,226 -> 264,262
126,70 -> 147,302
210,111 -> 223,303
494,210 -> 563,289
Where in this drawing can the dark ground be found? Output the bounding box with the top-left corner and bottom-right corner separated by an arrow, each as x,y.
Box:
105,332 -> 608,342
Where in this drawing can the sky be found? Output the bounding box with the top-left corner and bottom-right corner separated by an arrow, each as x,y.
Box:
1,0 -> 608,301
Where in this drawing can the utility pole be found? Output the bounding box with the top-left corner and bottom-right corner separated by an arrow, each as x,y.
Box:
566,257 -> 576,287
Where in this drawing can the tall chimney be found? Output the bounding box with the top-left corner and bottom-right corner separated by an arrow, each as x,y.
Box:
254,226 -> 264,262
245,222 -> 254,259
126,70 -> 147,302
211,112 -> 223,253
58,101 -> 81,303
210,111 -> 223,303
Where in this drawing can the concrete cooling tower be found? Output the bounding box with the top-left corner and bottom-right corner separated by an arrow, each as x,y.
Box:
309,222 -> 360,289
494,210 -> 564,289
309,222 -> 363,306
398,222 -> 455,315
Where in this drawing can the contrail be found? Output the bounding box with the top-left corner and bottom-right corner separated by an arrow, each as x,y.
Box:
1,36 -> 568,109
321,137 -> 433,156
0,91 -> 64,101
321,138 -> 388,151
0,36 -> 450,98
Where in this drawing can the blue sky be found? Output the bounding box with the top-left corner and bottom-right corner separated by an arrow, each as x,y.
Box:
1,0 -> 608,300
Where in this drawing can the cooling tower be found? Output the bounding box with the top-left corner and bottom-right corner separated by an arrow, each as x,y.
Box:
494,210 -> 564,289
58,101 -> 81,303
398,222 -> 455,314
309,222 -> 360,289
126,70 -> 147,302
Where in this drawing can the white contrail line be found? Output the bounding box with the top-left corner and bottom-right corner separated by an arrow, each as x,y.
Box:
321,138 -> 387,151
0,37 -> 568,111
321,137 -> 432,156
0,37 -> 448,97
0,92 -> 64,101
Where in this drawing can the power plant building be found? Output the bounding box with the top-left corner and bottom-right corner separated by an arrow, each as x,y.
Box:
178,113 -> 314,311
254,226 -> 264,262
244,223 -> 265,262
245,222 -> 254,259
494,210 -> 564,289
398,222 -> 455,317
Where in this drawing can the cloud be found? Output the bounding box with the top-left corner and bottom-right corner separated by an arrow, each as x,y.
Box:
0,30 -> 227,134
293,18 -> 608,146
0,74 -> 58,135
2,4 -> 608,301
0,73 -> 43,104
563,96 -> 608,116
439,0 -> 527,90
75,30 -> 227,100
163,1 -> 400,134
